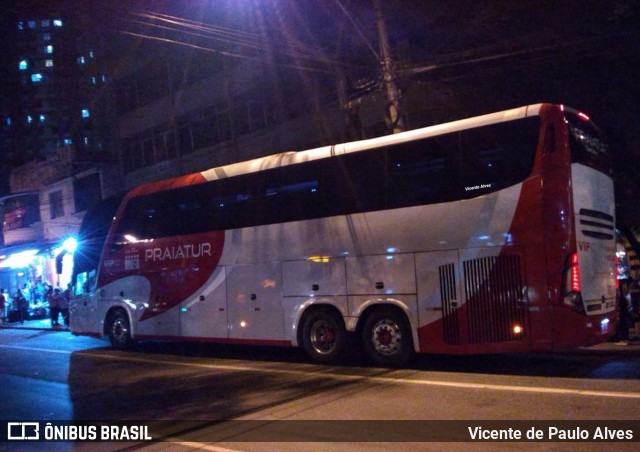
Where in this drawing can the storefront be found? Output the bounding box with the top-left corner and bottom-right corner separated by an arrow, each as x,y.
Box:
0,238 -> 77,320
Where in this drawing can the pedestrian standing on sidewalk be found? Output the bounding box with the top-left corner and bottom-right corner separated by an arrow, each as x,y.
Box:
14,288 -> 28,324
615,279 -> 632,345
48,286 -> 63,328
59,286 -> 70,327
0,288 -> 5,324
628,270 -> 640,337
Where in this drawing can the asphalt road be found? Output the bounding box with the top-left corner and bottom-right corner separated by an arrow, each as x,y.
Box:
1,327 -> 639,451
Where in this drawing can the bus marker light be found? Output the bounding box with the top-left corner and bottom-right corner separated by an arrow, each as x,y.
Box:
512,324 -> 523,335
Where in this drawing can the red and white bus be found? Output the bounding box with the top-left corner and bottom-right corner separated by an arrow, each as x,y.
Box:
70,103 -> 617,366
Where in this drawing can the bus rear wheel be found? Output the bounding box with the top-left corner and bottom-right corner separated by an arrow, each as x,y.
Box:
108,309 -> 133,350
361,307 -> 413,367
301,309 -> 346,364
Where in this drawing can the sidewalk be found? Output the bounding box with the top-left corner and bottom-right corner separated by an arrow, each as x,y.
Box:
0,317 -> 70,331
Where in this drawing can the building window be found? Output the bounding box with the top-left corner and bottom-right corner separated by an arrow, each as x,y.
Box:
19,60 -> 28,70
45,59 -> 54,67
45,45 -> 53,54
43,32 -> 51,41
31,73 -> 43,83
39,114 -> 46,122
81,109 -> 90,118
77,56 -> 86,65
63,138 -> 72,145
53,19 -> 63,27
41,19 -> 50,27
18,21 -> 24,30
49,191 -> 64,219
27,115 -> 33,124
28,20 -> 36,29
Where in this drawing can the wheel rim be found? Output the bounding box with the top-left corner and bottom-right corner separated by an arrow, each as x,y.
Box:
310,319 -> 337,355
111,317 -> 129,345
370,318 -> 402,356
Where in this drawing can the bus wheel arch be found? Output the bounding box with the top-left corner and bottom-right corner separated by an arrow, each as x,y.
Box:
105,307 -> 134,350
358,304 -> 414,368
299,305 -> 347,364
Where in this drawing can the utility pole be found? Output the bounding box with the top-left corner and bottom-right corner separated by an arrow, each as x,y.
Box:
373,0 -> 404,133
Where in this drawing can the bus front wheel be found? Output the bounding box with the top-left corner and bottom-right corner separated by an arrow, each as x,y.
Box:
301,308 -> 346,364
107,309 -> 133,350
361,307 -> 413,367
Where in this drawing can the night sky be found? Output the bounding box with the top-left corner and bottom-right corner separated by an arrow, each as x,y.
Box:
1,0 -> 639,224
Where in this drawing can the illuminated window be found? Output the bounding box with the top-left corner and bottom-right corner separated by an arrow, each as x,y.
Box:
45,45 -> 53,54
27,115 -> 33,124
81,109 -> 90,118
77,56 -> 85,65
53,19 -> 63,27
19,60 -> 28,70
28,20 -> 36,29
63,138 -> 73,145
31,73 -> 43,83
45,59 -> 54,67
43,32 -> 51,41
18,22 -> 24,30
6,117 -> 12,126
41,19 -> 50,27
39,115 -> 46,122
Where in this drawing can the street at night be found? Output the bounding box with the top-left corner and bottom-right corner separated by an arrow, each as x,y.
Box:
1,1 -> 640,449
1,325 -> 640,450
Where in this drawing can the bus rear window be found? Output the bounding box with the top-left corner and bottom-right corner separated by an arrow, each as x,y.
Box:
566,112 -> 611,175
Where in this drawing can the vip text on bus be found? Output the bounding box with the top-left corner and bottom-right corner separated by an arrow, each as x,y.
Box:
70,103 -> 617,367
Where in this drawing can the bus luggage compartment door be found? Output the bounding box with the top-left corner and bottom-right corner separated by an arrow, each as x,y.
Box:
227,262 -> 284,341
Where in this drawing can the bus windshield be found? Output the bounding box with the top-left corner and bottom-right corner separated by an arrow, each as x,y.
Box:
565,109 -> 611,175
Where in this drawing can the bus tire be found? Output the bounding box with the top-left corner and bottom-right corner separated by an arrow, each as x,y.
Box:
107,309 -> 133,350
361,307 -> 413,367
301,308 -> 346,364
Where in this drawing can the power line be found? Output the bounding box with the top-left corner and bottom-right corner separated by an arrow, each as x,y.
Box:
123,9 -> 352,74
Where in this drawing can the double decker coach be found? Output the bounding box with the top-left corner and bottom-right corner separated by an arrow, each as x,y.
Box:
70,103 -> 617,367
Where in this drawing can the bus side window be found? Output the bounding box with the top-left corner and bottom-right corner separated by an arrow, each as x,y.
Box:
459,118 -> 539,194
385,138 -> 456,206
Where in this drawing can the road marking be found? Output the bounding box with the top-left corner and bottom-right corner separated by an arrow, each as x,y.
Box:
2,344 -> 640,400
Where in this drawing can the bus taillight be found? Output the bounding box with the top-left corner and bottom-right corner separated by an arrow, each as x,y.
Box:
570,253 -> 581,292
563,253 -> 585,314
